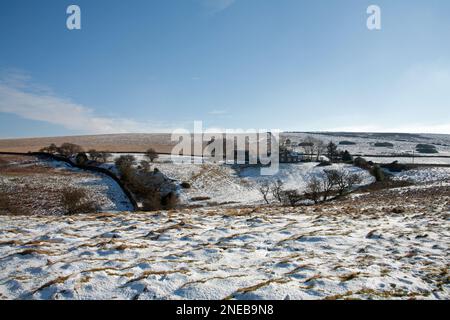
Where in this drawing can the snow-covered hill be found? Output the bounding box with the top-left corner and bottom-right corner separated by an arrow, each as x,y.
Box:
0,155 -> 133,215
0,180 -> 448,300
150,161 -> 374,206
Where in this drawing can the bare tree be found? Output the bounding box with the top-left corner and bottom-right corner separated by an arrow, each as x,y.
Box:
306,169 -> 363,204
258,181 -> 271,204
99,151 -> 112,163
115,155 -> 137,179
300,136 -> 315,160
300,136 -> 326,161
145,148 -> 159,163
88,149 -> 102,162
314,139 -> 326,161
305,176 -> 323,204
58,143 -> 84,157
280,189 -> 303,206
336,172 -> 363,195
40,143 -> 58,154
271,179 -> 284,203
326,142 -> 338,162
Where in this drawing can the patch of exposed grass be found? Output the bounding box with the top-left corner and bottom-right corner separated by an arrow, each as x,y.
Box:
179,274 -> 247,290
16,248 -> 55,256
31,274 -> 73,295
123,269 -> 190,286
225,278 -> 289,299
339,272 -> 361,282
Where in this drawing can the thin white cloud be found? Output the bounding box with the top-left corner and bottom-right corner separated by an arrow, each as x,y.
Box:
0,71 -> 180,134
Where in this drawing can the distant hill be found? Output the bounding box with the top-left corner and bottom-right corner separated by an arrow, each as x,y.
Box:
0,133 -> 175,153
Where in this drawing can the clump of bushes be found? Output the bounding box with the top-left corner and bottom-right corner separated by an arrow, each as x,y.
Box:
40,143 -> 114,163
180,181 -> 191,189
40,143 -> 90,159
115,155 -> 137,170
145,148 -> 159,163
340,150 -> 353,163
60,188 -> 98,215
416,144 -> 438,154
326,142 -> 338,162
88,149 -> 112,163
161,192 -> 178,208
354,157 -> 371,170
75,152 -> 89,165
58,143 -> 84,157
374,142 -> 394,148
114,155 -> 178,211
381,161 -> 409,173
370,165 -> 385,182
139,160 -> 151,172
339,141 -> 356,145
279,189 -> 304,206
39,143 -> 59,154
354,157 -> 385,181
190,196 -> 211,202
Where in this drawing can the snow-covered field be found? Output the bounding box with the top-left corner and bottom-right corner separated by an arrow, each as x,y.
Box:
364,157 -> 450,165
284,132 -> 450,159
0,181 -> 448,300
392,167 -> 450,184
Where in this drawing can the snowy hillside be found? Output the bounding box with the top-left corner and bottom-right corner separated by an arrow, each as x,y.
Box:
0,179 -> 448,300
0,155 -> 133,215
145,161 -> 374,206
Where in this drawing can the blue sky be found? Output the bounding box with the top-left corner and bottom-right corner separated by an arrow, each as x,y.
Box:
1,0 -> 450,138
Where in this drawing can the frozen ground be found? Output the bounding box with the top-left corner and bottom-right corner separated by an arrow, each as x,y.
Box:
0,181 -> 448,300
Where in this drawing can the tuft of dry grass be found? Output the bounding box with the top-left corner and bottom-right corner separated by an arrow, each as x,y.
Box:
339,272 -> 361,282
123,269 -> 190,286
16,248 -> 55,256
225,278 -> 289,299
60,188 -> 98,215
31,274 -> 73,295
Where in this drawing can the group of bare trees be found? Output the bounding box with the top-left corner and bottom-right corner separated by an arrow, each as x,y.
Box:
298,137 -> 353,164
87,149 -> 112,163
258,169 -> 363,206
305,169 -> 363,204
258,179 -> 285,205
40,143 -> 84,157
299,136 -> 327,161
114,154 -> 177,211
40,143 -> 113,163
